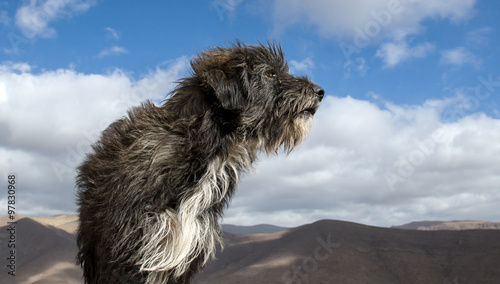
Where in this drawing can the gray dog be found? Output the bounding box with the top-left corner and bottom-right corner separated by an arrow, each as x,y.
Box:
76,42 -> 324,284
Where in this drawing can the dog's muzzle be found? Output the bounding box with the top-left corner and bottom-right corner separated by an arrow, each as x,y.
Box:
312,85 -> 325,101
298,85 -> 324,117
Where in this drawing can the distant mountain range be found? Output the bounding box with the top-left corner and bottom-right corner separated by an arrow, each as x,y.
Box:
393,220 -> 500,230
222,224 -> 289,234
1,215 -> 499,283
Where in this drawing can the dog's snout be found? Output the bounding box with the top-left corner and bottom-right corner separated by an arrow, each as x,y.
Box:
312,86 -> 324,101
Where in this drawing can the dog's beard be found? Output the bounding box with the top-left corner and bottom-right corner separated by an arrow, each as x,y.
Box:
264,115 -> 314,154
292,114 -> 314,145
281,97 -> 318,153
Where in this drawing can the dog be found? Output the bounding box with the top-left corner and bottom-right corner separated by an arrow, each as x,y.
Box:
76,42 -> 324,284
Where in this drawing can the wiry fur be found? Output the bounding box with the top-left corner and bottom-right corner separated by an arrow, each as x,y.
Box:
76,42 -> 324,284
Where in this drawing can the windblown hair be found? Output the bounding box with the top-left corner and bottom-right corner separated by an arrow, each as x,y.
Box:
76,42 -> 324,284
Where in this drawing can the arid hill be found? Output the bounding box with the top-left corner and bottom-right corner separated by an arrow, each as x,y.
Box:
393,220 -> 500,231
194,220 -> 500,284
1,215 -> 499,283
222,224 -> 289,234
0,216 -> 82,284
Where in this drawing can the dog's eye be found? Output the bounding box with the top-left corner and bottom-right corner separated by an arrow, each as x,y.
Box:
265,71 -> 277,78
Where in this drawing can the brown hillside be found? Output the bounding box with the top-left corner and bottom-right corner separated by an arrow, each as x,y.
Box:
1,216 -> 500,283
33,214 -> 80,234
0,217 -> 82,284
194,219 -> 500,284
393,220 -> 500,231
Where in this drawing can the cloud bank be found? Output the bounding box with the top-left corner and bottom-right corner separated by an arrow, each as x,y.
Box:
272,0 -> 476,40
271,0 -> 477,67
1,57 -> 498,227
0,57 -> 190,216
226,94 -> 500,227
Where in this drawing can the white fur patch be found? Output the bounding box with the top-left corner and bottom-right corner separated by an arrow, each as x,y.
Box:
136,151 -> 251,283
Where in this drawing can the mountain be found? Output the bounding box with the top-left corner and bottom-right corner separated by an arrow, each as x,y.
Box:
194,220 -> 500,284
222,224 -> 289,234
32,214 -> 80,234
0,216 -> 82,284
1,215 -> 500,283
393,220 -> 500,231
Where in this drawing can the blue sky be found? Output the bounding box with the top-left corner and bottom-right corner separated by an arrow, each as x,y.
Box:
1,0 -> 500,227
3,0 -> 500,110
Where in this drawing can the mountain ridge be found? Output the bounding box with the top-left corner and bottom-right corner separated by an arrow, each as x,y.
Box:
1,215 -> 499,283
393,220 -> 500,230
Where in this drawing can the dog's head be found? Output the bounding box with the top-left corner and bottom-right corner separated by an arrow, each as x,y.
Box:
189,42 -> 324,153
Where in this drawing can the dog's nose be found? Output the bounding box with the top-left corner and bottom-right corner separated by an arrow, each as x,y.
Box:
312,86 -> 324,101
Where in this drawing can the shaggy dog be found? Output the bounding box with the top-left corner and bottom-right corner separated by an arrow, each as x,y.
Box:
76,42 -> 324,284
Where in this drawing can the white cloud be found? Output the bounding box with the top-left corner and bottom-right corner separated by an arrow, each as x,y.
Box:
0,61 -> 32,73
15,0 -> 96,39
224,95 -> 500,227
0,57 -> 190,216
105,27 -> 120,40
440,46 -> 482,68
272,0 -> 477,41
97,46 -> 128,58
1,56 -> 499,228
288,58 -> 314,76
376,40 -> 435,68
273,0 -> 476,64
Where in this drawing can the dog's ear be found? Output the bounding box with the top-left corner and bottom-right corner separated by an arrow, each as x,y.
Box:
192,48 -> 247,110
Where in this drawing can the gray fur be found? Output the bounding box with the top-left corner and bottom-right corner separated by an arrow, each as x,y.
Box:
76,42 -> 324,284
